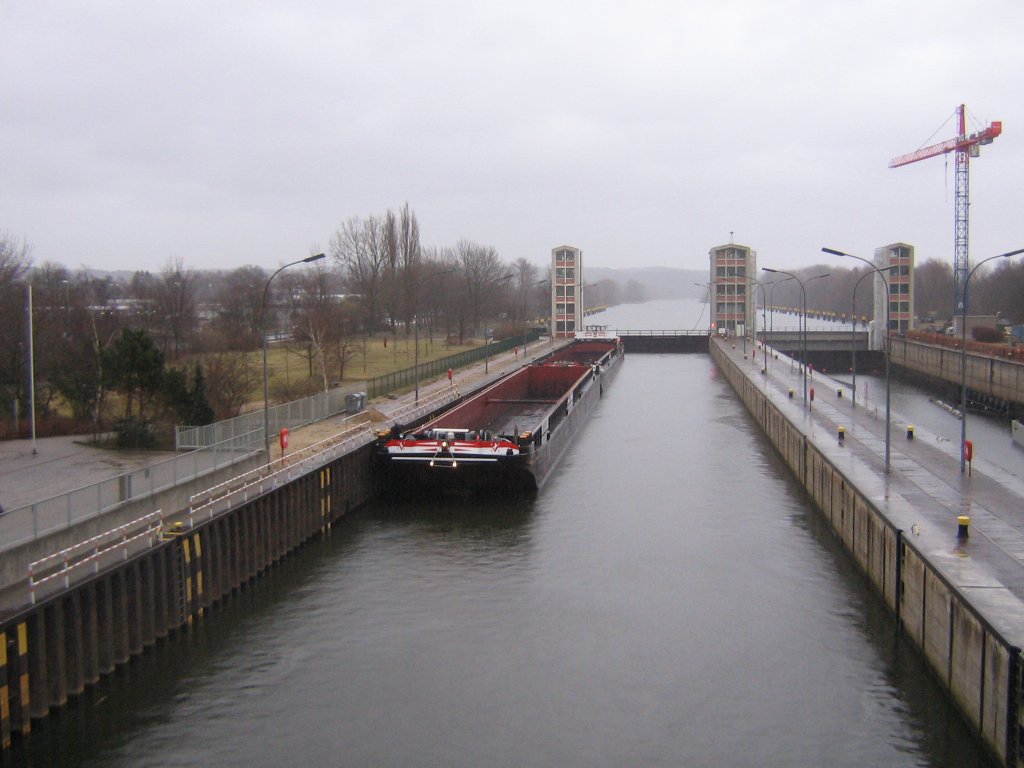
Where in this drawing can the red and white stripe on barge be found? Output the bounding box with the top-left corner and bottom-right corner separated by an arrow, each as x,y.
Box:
377,331 -> 623,494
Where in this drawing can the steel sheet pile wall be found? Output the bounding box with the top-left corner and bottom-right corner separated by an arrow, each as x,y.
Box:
0,443 -> 376,750
710,341 -> 1023,768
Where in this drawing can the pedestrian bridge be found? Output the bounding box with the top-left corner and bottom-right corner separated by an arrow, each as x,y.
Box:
612,329 -> 869,355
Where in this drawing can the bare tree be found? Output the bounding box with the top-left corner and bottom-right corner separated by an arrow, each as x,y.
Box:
913,259 -> 954,322
203,352 -> 260,419
331,215 -> 390,333
396,203 -> 422,333
455,239 -> 505,342
0,231 -> 32,286
0,232 -> 33,426
975,260 -> 1024,324
154,257 -> 200,358
214,265 -> 268,349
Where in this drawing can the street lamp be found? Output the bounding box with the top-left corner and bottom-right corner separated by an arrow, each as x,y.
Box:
762,268 -> 830,409
848,265 -> 896,412
484,273 -> 514,374
958,247 -> 1024,473
742,276 -> 766,370
262,252 -> 326,458
521,279 -> 547,358
822,247 -> 895,474
765,276 -> 794,366
414,268 -> 456,402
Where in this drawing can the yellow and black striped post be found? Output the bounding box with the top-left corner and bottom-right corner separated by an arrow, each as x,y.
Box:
320,467 -> 333,531
192,533 -> 205,620
0,623 -> 31,746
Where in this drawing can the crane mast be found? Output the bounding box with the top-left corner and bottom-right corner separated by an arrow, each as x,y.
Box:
889,104 -> 1002,318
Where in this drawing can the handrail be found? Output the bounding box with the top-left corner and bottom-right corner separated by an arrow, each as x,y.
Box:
28,510 -> 164,605
186,386 -> 462,525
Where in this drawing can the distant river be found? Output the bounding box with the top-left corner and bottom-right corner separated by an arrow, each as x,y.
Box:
20,299 -> 995,767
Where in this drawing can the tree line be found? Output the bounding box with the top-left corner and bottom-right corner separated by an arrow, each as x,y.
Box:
0,206 -> 582,441
762,258 -> 1024,328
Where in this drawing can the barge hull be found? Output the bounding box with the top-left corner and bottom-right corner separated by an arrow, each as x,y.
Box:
378,339 -> 623,494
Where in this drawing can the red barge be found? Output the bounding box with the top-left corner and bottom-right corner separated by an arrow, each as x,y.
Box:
378,332 -> 623,493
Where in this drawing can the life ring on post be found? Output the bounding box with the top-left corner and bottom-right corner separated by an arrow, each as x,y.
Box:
962,440 -> 973,463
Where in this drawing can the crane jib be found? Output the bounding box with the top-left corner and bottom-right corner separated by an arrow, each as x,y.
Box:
888,120 -> 1002,168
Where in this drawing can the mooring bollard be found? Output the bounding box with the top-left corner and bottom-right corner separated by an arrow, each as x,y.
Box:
837,388 -> 843,399
907,425 -> 915,440
788,388 -> 794,399
838,425 -> 845,441
957,515 -> 970,539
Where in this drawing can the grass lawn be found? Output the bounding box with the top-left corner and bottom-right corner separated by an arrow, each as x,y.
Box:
254,331 -> 482,401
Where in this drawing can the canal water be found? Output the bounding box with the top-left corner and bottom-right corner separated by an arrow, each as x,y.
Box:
19,300 -> 997,767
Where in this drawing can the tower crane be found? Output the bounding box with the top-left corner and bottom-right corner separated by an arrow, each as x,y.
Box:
889,104 -> 1002,317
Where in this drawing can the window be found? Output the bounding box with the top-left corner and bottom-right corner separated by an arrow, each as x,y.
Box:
556,268 -> 564,279
566,268 -> 575,279
556,286 -> 565,297
565,286 -> 574,297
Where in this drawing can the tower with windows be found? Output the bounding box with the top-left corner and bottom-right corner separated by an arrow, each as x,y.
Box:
708,243 -> 757,334
873,243 -> 914,340
551,245 -> 582,338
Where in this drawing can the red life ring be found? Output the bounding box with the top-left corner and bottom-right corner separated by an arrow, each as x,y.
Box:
963,440 -> 973,462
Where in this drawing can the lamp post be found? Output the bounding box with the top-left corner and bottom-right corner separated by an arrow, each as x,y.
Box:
484,273 -> 514,374
822,247 -> 896,474
762,268 -> 830,409
765,276 -> 793,367
521,279 -> 547,357
743,276 -> 766,370
847,266 -> 895,412
414,268 -> 456,402
262,252 -> 326,458
958,247 -> 1024,473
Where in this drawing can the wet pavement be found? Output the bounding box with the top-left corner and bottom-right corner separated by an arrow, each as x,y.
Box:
715,337 -> 1024,643
0,436 -> 175,513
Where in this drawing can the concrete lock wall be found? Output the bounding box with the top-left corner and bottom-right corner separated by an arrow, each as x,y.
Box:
890,337 -> 1024,407
711,341 -> 1022,768
0,442 -> 377,750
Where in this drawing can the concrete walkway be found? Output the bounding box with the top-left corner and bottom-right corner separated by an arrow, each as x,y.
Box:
716,338 -> 1024,619
0,435 -> 175,513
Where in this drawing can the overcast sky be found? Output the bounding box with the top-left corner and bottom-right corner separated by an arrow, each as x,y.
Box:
3,1 -> 1022,276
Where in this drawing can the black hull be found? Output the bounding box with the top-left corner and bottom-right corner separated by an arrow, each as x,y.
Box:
378,340 -> 624,496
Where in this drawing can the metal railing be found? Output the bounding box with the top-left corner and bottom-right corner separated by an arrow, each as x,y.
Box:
186,386 -> 460,525
17,386 -> 464,600
176,388 -> 353,450
1,432 -> 259,552
27,510 -> 164,605
6,335 -> 522,555
613,329 -> 710,336
365,333 -> 541,398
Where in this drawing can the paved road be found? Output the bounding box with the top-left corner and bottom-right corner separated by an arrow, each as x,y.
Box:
716,338 -> 1024,642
